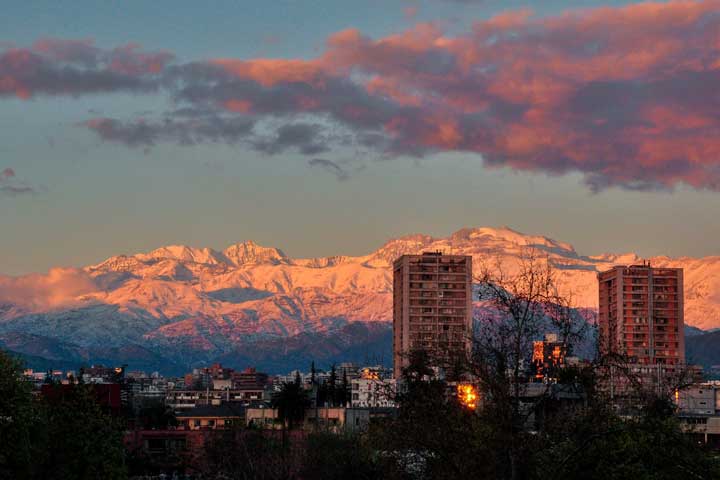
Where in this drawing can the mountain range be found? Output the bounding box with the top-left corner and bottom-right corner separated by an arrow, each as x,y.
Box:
1,226 -> 719,374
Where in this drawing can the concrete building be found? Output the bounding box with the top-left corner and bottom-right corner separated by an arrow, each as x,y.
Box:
176,404 -> 245,430
393,252 -> 473,378
351,377 -> 396,408
532,333 -> 568,382
598,264 -> 684,365
245,406 -> 371,433
677,382 -> 720,447
166,388 -> 267,411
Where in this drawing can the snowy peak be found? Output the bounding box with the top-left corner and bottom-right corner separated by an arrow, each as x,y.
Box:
452,226 -> 576,254
136,245 -> 230,266
222,240 -> 289,266
370,234 -> 436,265
366,227 -> 578,265
87,254 -> 146,273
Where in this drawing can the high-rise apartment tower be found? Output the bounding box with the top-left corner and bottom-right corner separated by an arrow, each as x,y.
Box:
598,264 -> 684,365
393,252 -> 473,378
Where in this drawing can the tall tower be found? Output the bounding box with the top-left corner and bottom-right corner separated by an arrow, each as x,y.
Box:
598,264 -> 684,365
393,252 -> 473,378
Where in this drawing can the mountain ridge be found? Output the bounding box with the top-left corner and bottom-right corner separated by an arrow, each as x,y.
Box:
2,226 -> 720,372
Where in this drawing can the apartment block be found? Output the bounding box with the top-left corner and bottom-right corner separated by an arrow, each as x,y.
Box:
393,252 -> 472,378
598,264 -> 684,365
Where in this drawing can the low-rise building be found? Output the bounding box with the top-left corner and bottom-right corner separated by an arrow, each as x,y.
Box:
166,388 -> 268,410
176,404 -> 245,430
677,382 -> 720,447
351,377 -> 396,408
246,406 -> 371,432
246,406 -> 282,430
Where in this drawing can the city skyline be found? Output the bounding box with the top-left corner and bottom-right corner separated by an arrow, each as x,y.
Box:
3,0 -> 720,275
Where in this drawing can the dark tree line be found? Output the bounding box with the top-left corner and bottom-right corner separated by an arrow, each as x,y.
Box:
0,351 -> 126,480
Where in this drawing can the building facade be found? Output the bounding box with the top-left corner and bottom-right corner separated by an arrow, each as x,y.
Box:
351,378 -> 396,408
393,252 -> 473,378
532,333 -> 567,382
598,264 -> 684,365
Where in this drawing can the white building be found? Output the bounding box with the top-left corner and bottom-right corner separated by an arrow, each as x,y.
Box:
351,377 -> 396,408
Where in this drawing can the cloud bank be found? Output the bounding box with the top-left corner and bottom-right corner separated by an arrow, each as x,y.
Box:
0,268 -> 98,309
2,1 -> 720,191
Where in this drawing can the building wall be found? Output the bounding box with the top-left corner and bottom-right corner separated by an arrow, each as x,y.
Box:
178,416 -> 240,430
393,253 -> 472,378
351,378 -> 396,408
598,265 -> 684,365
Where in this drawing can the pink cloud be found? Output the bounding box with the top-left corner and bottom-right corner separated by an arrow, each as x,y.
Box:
0,39 -> 168,99
5,2 -> 720,191
0,268 -> 98,309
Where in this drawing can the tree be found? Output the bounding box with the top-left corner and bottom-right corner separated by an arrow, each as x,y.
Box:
202,425 -> 293,480
38,384 -> 126,480
371,349 -> 497,479
471,251 -> 587,479
272,377 -> 310,430
327,364 -> 337,406
532,366 -> 720,480
300,431 -> 380,480
339,371 -> 350,407
0,351 -> 41,479
0,350 -> 127,480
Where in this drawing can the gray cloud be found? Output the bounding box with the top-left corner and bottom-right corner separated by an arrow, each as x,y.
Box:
252,123 -> 330,155
83,115 -> 255,147
308,158 -> 350,181
0,39 -> 170,99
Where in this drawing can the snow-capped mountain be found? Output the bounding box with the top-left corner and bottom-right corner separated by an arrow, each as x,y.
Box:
1,226 -> 719,372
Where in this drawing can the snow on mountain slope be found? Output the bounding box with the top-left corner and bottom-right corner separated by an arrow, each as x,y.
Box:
1,226 -> 720,369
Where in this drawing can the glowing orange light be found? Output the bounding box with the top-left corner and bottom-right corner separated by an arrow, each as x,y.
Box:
361,368 -> 380,380
457,384 -> 477,410
533,341 -> 544,362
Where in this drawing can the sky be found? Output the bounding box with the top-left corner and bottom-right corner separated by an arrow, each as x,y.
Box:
2,0 -> 720,275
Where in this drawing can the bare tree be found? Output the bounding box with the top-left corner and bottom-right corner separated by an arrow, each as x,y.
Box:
470,249 -> 588,480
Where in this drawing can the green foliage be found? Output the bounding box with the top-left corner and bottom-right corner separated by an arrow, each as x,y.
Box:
271,380 -> 310,430
371,351 -> 498,479
0,351 -> 40,479
37,384 -> 126,480
202,426 -> 291,480
370,353 -> 720,480
536,402 -> 720,480
0,349 -> 127,480
300,431 -> 380,480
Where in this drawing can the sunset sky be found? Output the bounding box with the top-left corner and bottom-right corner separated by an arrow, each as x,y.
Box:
2,0 -> 720,275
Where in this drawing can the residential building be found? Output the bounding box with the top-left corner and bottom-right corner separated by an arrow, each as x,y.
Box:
245,406 -> 371,433
176,403 -> 245,430
231,367 -> 269,390
166,388 -> 267,411
351,377 -> 396,408
532,333 -> 567,382
677,382 -> 720,447
393,252 -> 473,378
598,264 -> 684,365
